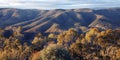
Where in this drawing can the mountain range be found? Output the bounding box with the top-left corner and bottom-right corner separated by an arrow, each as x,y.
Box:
0,8 -> 120,34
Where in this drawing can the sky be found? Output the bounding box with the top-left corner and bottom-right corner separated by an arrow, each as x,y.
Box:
0,0 -> 120,9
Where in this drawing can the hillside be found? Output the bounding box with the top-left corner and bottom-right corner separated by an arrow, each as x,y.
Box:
0,8 -> 120,60
0,8 -> 120,33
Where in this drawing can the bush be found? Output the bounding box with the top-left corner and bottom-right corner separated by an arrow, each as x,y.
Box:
32,44 -> 72,60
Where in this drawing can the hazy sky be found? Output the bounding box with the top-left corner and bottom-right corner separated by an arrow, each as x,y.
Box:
0,0 -> 120,9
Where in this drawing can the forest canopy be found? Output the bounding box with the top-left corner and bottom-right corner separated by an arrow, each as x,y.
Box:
0,27 -> 120,60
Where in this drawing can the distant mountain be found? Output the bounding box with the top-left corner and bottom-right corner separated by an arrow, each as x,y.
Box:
0,8 -> 120,33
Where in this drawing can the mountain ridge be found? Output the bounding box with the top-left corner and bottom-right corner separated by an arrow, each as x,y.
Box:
0,8 -> 120,33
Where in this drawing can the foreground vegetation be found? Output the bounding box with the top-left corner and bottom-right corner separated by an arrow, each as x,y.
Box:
0,27 -> 120,60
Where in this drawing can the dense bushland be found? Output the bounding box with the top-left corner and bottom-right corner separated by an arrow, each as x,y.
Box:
0,27 -> 120,60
